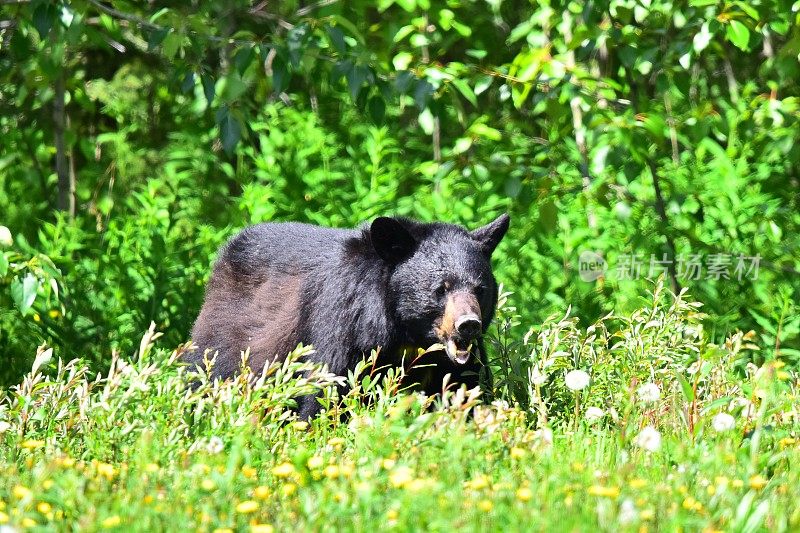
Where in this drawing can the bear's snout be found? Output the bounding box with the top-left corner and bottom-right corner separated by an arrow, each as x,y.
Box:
455,314 -> 482,340
436,291 -> 482,365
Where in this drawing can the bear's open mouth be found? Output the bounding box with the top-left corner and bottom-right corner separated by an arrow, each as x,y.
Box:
444,338 -> 473,365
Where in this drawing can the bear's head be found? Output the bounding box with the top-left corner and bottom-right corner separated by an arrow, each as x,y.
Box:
369,214 -> 510,365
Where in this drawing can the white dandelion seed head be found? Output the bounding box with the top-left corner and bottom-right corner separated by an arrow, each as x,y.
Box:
565,369 -> 591,391
618,498 -> 638,525
636,383 -> 661,404
633,426 -> 662,452
206,436 -> 224,454
711,412 -> 736,433
585,406 -> 605,424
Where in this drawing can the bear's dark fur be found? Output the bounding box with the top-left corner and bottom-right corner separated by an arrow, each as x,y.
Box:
186,214 -> 509,418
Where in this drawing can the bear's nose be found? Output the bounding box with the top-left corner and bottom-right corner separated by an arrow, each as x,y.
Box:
455,314 -> 482,340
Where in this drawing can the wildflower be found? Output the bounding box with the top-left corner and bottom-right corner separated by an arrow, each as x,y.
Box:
21,518 -> 38,528
682,497 -> 703,511
13,485 -> 32,500
585,406 -> 605,423
236,500 -> 258,514
618,498 -> 638,524
516,487 -> 533,502
323,465 -> 340,479
387,509 -> 399,521
307,456 -> 324,469
779,437 -> 796,448
281,483 -> 297,497
465,475 -> 490,490
749,475 -> 768,490
291,421 -> 309,431
0,226 -> 12,247
20,439 -> 45,450
530,368 -> 548,386
241,465 -> 257,479
102,515 -> 121,528
0,511 -> 8,524
478,499 -> 493,512
328,437 -> 345,448
251,525 -> 274,533
636,383 -> 661,404
565,370 -> 590,391
711,413 -> 735,433
96,463 -> 116,480
380,458 -> 396,470
37,502 -> 52,514
254,486 -> 270,500
640,509 -> 655,520
534,427 -> 553,447
510,447 -> 527,459
201,479 -> 215,491
389,466 -> 414,488
145,463 -> 160,473
732,479 -> 744,488
206,436 -> 224,454
633,426 -> 662,452
42,480 -> 54,490
588,485 -> 620,498
629,478 -> 647,489
272,463 -> 295,478
0,421 -> 10,433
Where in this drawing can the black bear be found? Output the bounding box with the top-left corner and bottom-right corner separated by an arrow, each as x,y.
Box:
186,214 -> 509,418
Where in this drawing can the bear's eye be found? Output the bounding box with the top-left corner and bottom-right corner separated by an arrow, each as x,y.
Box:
475,285 -> 486,299
435,281 -> 450,298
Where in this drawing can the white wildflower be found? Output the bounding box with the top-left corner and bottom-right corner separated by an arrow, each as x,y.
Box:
636,383 -> 661,404
565,369 -> 590,391
0,226 -> 12,248
533,427 -> 553,447
206,436 -> 224,454
585,406 -> 605,424
633,426 -> 662,452
529,367 -> 548,386
0,421 -> 10,433
711,412 -> 735,433
618,498 -> 638,525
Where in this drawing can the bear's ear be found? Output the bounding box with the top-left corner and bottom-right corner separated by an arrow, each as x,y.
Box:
471,213 -> 510,255
370,217 -> 416,263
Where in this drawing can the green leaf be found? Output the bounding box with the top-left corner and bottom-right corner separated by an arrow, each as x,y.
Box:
162,32 -> 182,60
347,65 -> 368,101
677,372 -> 695,402
201,74 -> 215,105
450,79 -> 477,106
32,3 -> 56,39
11,273 -> 39,315
0,253 -> 8,277
327,26 -> 346,54
367,96 -> 385,125
726,20 -> 750,50
271,55 -> 290,94
217,108 -> 241,154
234,46 -> 256,75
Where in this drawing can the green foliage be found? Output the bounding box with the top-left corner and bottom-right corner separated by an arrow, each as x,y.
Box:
0,2 -> 799,385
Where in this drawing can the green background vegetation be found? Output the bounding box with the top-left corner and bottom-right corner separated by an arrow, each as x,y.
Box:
1,2 -> 800,530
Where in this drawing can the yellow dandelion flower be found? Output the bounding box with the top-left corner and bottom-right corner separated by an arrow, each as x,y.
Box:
328,437 -> 345,447
37,502 -> 52,514
13,485 -> 32,500
291,421 -> 309,431
714,476 -> 729,487
387,509 -> 399,521
516,487 -> 533,502
333,492 -> 346,502
0,511 -> 8,524
478,499 -> 493,512
143,495 -> 154,504
21,517 -> 38,528
323,465 -> 340,479
640,509 -> 655,520
571,462 -> 585,473
58,457 -> 75,468
281,483 -> 297,497
339,463 -> 354,478
102,515 -> 121,528
407,478 -> 432,493
242,465 -> 257,479
272,463 -> 295,478
20,439 -> 45,450
381,458 -> 396,470
682,497 -> 702,511
97,463 -> 116,480
251,525 -> 274,533
236,500 -> 258,514
779,437 -> 796,448
510,447 -> 527,459
212,529 -> 234,533
42,479 -> 54,490
389,466 -> 414,488
564,494 -> 574,507
706,485 -> 716,496
629,478 -> 647,489
587,485 -> 620,498
307,456 -> 324,469
355,481 -> 371,493
732,479 -> 744,488
749,475 -> 768,490
254,486 -> 270,500
465,475 -> 490,491
201,479 -> 215,491
48,309 -> 61,319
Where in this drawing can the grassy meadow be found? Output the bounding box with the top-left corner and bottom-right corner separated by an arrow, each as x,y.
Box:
1,282 -> 798,532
